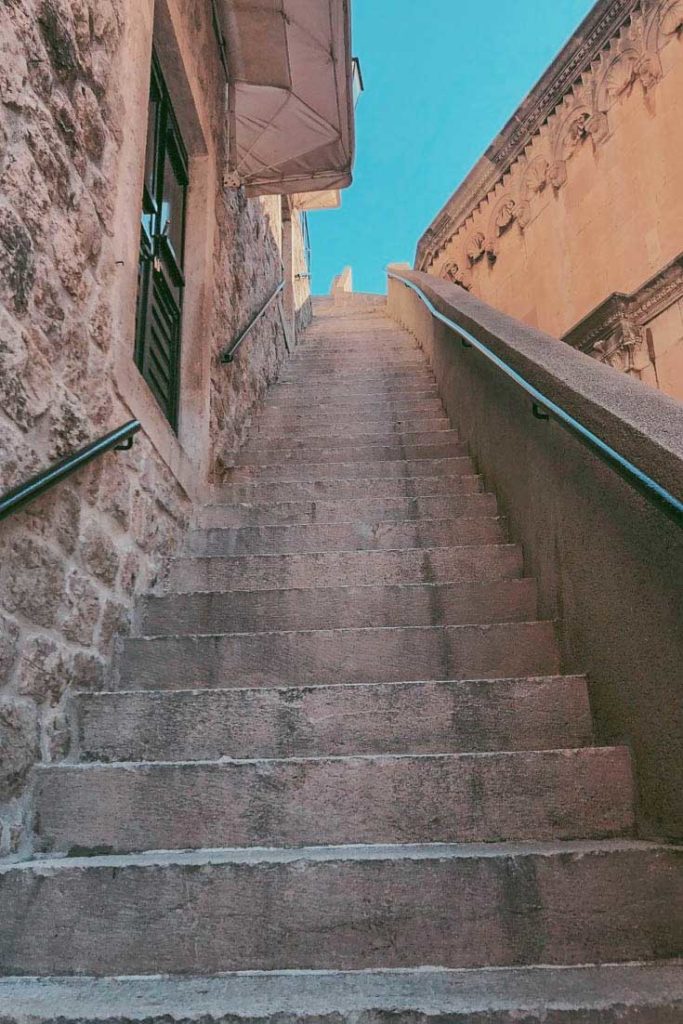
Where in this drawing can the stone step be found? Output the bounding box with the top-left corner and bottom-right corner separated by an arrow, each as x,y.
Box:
255,406 -> 447,431
1,841 -> 680,975
217,474 -> 483,504
185,516 -> 505,557
271,380 -> 439,398
116,621 -> 560,690
197,493 -> 498,528
228,457 -> 474,484
284,359 -> 427,373
166,544 -> 523,594
140,577 -> 533,635
242,427 -> 459,452
76,675 -> 593,763
280,370 -> 436,386
261,397 -> 445,417
247,416 -> 451,440
236,441 -> 468,467
35,747 -> 634,855
3,962 -> 683,1024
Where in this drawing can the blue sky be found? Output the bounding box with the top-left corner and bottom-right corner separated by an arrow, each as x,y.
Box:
308,0 -> 595,295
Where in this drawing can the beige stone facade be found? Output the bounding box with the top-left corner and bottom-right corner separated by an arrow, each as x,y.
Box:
416,0 -> 683,400
0,0 -> 329,851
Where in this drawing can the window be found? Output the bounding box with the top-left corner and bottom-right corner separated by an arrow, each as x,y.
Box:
135,51 -> 188,430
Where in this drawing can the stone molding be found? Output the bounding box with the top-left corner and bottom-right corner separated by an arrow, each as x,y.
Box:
563,252 -> 683,373
416,0 -> 679,274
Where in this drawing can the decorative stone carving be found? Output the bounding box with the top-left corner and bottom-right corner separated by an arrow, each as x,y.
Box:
560,111 -> 591,159
466,232 -> 487,265
522,158 -> 550,200
442,260 -> 472,290
592,319 -> 645,373
634,51 -> 663,90
548,160 -> 568,189
517,201 -> 532,230
564,252 -> 683,375
660,0 -> 683,36
604,52 -> 639,101
586,112 -> 610,144
492,198 -> 516,236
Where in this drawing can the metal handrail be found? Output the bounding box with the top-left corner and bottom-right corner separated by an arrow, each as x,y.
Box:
221,280 -> 285,364
0,420 -> 141,522
388,269 -> 683,527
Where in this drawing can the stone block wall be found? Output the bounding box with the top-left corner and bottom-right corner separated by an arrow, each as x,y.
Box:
0,0 -> 310,854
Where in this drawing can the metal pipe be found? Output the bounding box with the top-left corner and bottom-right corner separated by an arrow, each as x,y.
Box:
0,420 -> 141,522
221,280 -> 285,364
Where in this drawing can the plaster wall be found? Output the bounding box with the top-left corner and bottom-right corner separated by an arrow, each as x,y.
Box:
388,269 -> 683,841
0,0 -> 309,852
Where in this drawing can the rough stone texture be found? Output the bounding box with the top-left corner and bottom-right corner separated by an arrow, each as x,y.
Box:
0,0 -> 310,853
34,747 -> 635,853
1,842 -> 681,975
75,675 -> 594,763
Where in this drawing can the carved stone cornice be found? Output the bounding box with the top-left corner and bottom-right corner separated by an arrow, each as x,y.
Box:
563,253 -> 683,370
415,0 -> 654,271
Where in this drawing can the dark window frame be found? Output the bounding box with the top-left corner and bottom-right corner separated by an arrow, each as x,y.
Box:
135,50 -> 189,432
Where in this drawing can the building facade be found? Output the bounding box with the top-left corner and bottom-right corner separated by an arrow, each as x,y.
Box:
416,0 -> 683,400
0,0 -> 355,853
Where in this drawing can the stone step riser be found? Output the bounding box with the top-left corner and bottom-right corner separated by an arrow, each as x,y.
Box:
262,398 -> 444,416
2,844 -> 680,975
139,577 -> 535,636
270,383 -> 439,399
35,748 -> 635,855
116,621 -> 560,691
280,372 -> 436,386
247,417 -> 451,441
76,675 -> 593,763
242,429 -> 459,453
185,518 -> 505,557
217,475 -> 483,504
256,406 -> 446,429
228,458 -> 474,485
166,545 -> 523,595
235,442 -> 468,468
197,494 -> 498,529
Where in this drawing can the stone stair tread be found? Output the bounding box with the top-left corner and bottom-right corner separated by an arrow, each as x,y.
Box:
186,516 -> 505,556
217,476 -> 485,504
139,577 -> 536,635
34,747 -> 634,854
75,674 -> 594,761
197,493 -> 497,527
3,962 -> 683,1023
165,544 -> 523,594
227,457 -> 474,483
116,620 -> 561,691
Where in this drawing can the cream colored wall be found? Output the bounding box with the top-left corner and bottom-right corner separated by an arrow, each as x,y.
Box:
431,15 -> 683,399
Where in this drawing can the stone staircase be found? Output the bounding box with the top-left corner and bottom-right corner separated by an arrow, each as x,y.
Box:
2,296 -> 682,1021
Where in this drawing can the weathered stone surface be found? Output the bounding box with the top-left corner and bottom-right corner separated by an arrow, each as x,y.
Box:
0,537 -> 65,628
0,842 -> 681,974
0,699 -> 38,799
16,636 -> 69,705
0,615 -> 19,682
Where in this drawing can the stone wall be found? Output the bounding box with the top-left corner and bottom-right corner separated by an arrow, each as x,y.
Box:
416,0 -> 683,401
0,0 -> 309,853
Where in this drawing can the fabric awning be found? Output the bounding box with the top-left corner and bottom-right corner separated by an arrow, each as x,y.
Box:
219,0 -> 355,198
